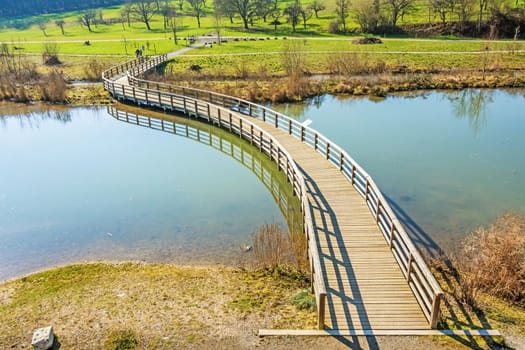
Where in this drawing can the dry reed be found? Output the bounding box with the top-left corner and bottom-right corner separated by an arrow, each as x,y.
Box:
453,212 -> 525,307
252,223 -> 297,269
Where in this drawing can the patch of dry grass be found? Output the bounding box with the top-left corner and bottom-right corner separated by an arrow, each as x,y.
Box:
453,213 -> 525,308
0,262 -> 315,349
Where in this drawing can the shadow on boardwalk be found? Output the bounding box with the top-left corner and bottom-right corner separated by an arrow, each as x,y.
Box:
386,196 -> 511,350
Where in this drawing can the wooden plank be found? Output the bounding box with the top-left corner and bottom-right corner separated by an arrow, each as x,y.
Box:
259,329 -> 502,336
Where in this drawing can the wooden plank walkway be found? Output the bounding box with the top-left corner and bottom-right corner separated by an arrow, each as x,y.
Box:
102,55 -> 444,331
247,118 -> 429,330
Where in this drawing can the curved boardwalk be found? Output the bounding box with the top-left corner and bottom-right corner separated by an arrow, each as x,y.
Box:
102,55 -> 444,332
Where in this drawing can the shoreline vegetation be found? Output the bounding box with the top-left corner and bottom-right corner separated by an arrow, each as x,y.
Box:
1,216 -> 524,349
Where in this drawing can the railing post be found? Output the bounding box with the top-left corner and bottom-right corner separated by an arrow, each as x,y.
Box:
194,100 -> 198,116
314,133 -> 318,150
326,143 -> 330,160
207,104 -> 211,121
250,125 -> 254,145
274,114 -> 278,128
269,139 -> 273,160
239,118 -> 243,138
249,103 -> 253,116
365,177 -> 370,202
376,199 -> 381,223
430,294 -> 442,329
262,109 -> 266,122
288,119 -> 292,135
229,113 -> 232,132
218,109 -> 222,127
406,253 -> 414,281
318,293 -> 326,330
301,126 -> 305,142
183,98 -> 187,114
389,221 -> 396,248
144,89 -> 148,102
339,153 -> 344,171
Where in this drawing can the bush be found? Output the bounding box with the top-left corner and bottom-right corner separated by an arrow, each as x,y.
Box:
39,70 -> 67,103
291,289 -> 317,311
453,213 -> 525,307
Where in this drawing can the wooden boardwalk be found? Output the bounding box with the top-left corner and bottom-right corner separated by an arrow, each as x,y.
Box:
102,55 -> 444,331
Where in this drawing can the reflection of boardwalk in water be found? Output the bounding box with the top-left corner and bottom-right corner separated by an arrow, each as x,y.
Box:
103,56 -> 444,332
107,105 -> 301,233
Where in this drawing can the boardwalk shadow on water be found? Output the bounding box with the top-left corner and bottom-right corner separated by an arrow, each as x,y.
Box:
302,168 -> 379,350
386,196 -> 509,350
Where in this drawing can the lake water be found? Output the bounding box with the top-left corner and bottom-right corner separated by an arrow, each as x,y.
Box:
0,105 -> 295,281
273,89 -> 525,250
1,89 -> 524,280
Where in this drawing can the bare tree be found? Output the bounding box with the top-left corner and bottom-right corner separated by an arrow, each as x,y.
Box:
37,21 -> 48,36
430,0 -> 455,24
215,0 -> 237,23
455,0 -> 475,27
187,0 -> 207,28
301,6 -> 313,28
285,0 -> 303,32
78,10 -> 97,32
353,0 -> 378,32
129,0 -> 157,30
226,0 -> 259,29
383,0 -> 414,26
307,0 -> 326,18
256,0 -> 274,22
55,20 -> 65,35
121,3 -> 133,27
335,0 -> 351,32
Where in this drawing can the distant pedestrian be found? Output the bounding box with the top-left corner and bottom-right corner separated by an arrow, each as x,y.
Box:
135,49 -> 141,57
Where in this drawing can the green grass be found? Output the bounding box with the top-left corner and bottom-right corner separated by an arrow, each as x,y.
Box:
1,0 -> 523,57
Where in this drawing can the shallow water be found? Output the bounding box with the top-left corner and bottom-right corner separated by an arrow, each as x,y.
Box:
0,105 -> 294,281
272,89 -> 525,249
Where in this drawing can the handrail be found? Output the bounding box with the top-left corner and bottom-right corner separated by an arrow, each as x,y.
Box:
102,57 -> 328,329
104,53 -> 444,329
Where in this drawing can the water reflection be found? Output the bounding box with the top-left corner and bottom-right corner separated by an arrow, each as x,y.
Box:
106,104 -> 303,236
0,102 -> 72,128
447,89 -> 493,135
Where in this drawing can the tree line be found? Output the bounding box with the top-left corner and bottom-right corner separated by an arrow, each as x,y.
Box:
2,0 -> 524,37
0,0 -> 124,18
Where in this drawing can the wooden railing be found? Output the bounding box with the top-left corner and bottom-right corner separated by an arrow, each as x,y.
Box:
104,54 -> 444,329
106,105 -> 301,234
103,60 -> 328,329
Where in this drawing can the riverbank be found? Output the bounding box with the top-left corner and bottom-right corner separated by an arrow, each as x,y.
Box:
1,261 -> 522,349
150,71 -> 525,103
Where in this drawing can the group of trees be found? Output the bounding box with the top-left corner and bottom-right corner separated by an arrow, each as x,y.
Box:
2,0 -> 524,36
350,0 -> 525,34
0,0 -> 123,18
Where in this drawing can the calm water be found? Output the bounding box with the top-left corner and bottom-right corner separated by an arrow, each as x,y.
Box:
0,106 -> 293,281
2,89 -> 524,280
273,89 -> 525,249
